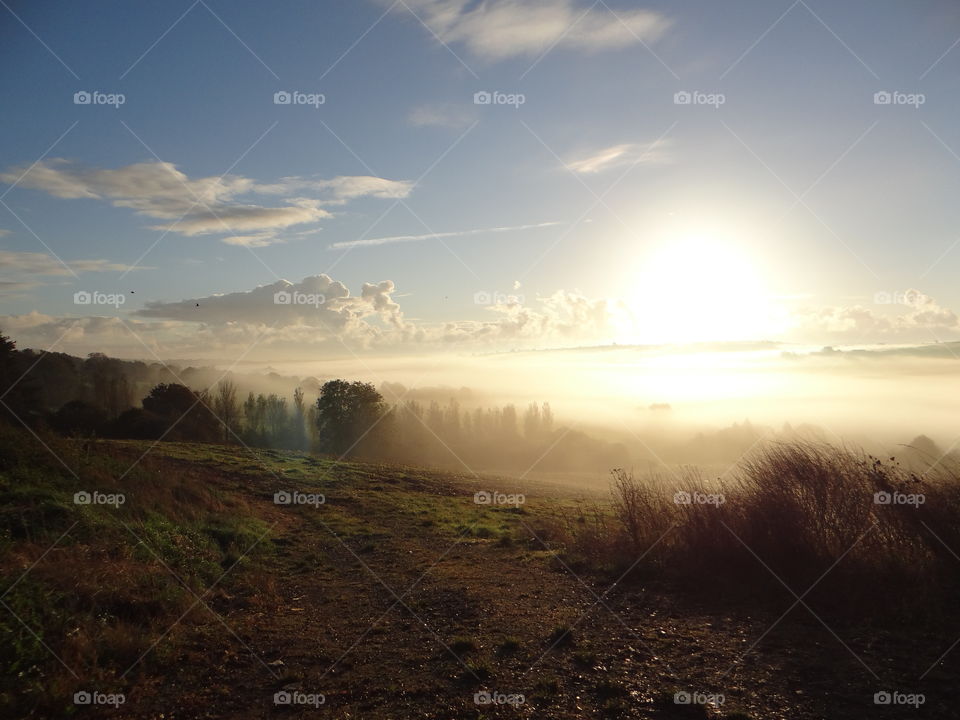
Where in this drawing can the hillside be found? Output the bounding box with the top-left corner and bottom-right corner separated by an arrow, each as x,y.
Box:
1,428 -> 957,718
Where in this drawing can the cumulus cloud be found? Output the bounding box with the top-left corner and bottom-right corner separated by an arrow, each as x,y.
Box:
134,274 -> 410,346
568,142 -> 671,174
0,311 -> 182,356
790,290 -> 960,342
0,160 -> 412,244
2,273 -> 629,359
396,0 -> 671,60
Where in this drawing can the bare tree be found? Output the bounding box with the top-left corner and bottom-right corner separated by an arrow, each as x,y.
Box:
214,379 -> 240,443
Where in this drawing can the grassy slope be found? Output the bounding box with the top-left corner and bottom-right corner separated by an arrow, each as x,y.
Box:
1,428 -> 957,719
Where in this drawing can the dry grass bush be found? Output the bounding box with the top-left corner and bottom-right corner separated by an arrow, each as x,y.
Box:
562,441 -> 960,613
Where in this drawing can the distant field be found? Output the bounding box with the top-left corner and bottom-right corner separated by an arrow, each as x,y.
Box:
2,428 -> 958,718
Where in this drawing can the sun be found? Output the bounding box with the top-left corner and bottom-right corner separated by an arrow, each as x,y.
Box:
627,233 -> 778,344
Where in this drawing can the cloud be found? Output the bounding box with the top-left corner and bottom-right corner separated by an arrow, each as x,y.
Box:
0,229 -> 11,238
160,201 -> 331,237
1,271 -> 630,359
396,0 -> 671,60
568,142 -> 671,174
0,160 -> 411,241
0,280 -> 40,297
790,290 -> 960,342
134,274 -> 409,339
0,250 -> 143,275
220,233 -> 281,248
253,176 -> 413,203
408,103 -> 477,129
330,221 -> 563,249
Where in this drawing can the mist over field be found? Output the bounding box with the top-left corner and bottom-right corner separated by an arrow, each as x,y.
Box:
248,340 -> 960,454
5,0 -> 960,717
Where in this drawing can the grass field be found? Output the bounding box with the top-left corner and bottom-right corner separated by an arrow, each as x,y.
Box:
2,426 -> 958,718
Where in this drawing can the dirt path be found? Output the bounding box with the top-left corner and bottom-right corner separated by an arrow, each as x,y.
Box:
107,457 -> 959,719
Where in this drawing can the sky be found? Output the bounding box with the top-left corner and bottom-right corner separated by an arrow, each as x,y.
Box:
3,0 -> 960,362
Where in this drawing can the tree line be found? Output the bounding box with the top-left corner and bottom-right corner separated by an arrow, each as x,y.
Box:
0,331 -> 628,472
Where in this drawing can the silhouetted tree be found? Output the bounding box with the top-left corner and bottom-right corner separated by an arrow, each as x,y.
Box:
291,386 -> 308,450
0,332 -> 41,424
136,383 -> 218,441
52,400 -> 108,436
213,380 -> 240,443
315,380 -> 387,457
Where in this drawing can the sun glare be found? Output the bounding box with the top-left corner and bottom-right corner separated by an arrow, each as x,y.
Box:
628,234 -> 778,344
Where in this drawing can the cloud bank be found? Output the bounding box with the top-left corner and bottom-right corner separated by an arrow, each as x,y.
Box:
0,160 -> 412,245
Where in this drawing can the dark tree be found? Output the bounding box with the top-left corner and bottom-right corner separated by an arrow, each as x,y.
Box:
132,383 -> 219,441
51,400 -> 108,436
315,380 -> 387,457
0,332 -> 41,425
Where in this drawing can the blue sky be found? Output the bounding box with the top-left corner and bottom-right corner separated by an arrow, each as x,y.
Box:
3,0 -> 960,359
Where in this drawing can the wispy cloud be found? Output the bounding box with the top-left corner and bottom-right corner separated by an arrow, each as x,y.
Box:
408,103 -> 477,129
568,142 -> 672,174
0,160 -> 412,242
329,221 -> 564,249
395,0 -> 671,60
0,250 -> 145,275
